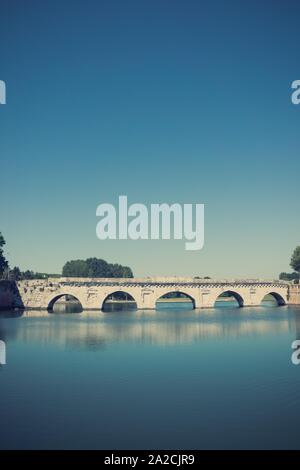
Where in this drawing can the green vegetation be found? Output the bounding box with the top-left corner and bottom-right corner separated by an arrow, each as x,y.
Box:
279,272 -> 299,281
194,276 -> 211,279
10,268 -> 60,280
290,246 -> 300,277
0,231 -> 133,281
62,257 -> 133,278
0,232 -> 9,276
279,247 -> 300,282
1,232 -> 55,280
161,292 -> 190,299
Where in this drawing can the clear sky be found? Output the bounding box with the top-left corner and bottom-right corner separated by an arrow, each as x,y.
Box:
0,0 -> 299,278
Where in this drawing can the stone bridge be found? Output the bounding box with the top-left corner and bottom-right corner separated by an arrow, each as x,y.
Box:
14,277 -> 291,310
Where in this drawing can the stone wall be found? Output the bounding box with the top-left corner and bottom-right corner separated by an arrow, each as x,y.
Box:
288,284 -> 300,305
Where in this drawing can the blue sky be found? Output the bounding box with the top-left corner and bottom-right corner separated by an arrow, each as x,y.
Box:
0,0 -> 299,278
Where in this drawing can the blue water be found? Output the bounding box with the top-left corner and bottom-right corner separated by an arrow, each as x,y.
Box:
1,302 -> 300,449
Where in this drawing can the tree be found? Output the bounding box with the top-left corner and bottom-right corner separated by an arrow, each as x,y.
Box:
62,258 -> 134,278
62,260 -> 89,277
11,266 -> 21,280
121,266 -> 133,278
108,263 -> 133,278
279,272 -> 299,281
290,247 -> 300,278
0,232 -> 9,276
22,270 -> 35,280
86,258 -> 110,277
0,232 -> 58,280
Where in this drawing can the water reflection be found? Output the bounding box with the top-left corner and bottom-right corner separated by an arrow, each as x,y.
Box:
102,301 -> 137,312
49,296 -> 83,313
1,303 -> 300,350
2,304 -> 300,450
50,301 -> 83,314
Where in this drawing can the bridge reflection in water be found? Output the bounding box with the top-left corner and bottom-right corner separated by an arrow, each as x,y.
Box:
0,303 -> 298,350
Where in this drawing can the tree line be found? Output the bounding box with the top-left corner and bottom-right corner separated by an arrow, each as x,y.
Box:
62,258 -> 133,278
279,246 -> 300,282
2,229 -> 300,282
0,232 -> 133,280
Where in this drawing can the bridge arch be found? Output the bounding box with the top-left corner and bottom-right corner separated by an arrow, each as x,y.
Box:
47,293 -> 83,313
213,290 -> 244,307
101,290 -> 138,312
260,291 -> 286,306
155,291 -> 196,309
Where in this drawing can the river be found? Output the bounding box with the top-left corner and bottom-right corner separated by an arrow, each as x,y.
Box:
1,302 -> 300,449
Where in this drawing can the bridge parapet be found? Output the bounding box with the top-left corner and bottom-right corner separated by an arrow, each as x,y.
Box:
48,276 -> 289,286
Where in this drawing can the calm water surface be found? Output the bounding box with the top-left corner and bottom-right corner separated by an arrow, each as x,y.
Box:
1,302 -> 300,449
